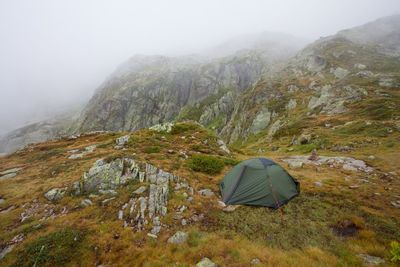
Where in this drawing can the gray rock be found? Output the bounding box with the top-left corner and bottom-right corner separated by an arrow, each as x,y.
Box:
287,85 -> 299,93
268,119 -> 284,139
354,63 -> 366,70
286,99 -> 297,110
314,181 -> 323,187
147,233 -> 158,239
68,153 -> 85,160
196,257 -> 217,267
150,216 -> 162,235
148,174 -> 169,218
379,77 -> 394,88
81,158 -> 138,194
85,145 -> 97,153
298,133 -> 312,144
0,167 -> 23,176
249,108 -> 271,134
343,164 -> 358,172
98,189 -> 118,196
101,197 -> 115,206
133,186 -> 147,195
217,139 -> 230,154
0,198 -> 5,205
0,173 -> 17,181
118,210 -> 124,220
332,67 -> 349,79
283,156 -> 373,173
306,55 -> 326,72
80,199 -> 93,207
167,231 -> 188,244
288,161 -> 303,169
116,135 -> 130,146
357,254 -> 384,265
391,200 -> 400,208
149,123 -> 174,133
198,189 -> 214,197
0,244 -> 15,260
250,258 -> 261,265
44,187 -> 68,201
368,155 -> 376,160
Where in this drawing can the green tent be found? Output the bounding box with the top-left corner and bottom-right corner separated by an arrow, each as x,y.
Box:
219,158 -> 300,209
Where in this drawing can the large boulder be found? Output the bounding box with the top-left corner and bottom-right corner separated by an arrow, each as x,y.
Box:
79,158 -> 139,194
249,108 -> 272,134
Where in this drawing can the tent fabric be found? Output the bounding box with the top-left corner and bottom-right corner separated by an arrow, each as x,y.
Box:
219,158 -> 300,209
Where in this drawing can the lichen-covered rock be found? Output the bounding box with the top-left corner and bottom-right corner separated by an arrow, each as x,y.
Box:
133,186 -> 147,195
196,257 -> 217,267
286,99 -> 297,110
80,158 -> 138,193
332,67 -> 349,79
44,187 -> 68,201
249,108 -> 271,135
167,231 -> 188,244
115,135 -> 130,147
268,119 -> 285,138
148,176 -> 169,218
149,123 -> 174,133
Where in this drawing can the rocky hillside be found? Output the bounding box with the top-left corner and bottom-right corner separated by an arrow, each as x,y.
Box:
1,15 -> 400,156
0,121 -> 399,266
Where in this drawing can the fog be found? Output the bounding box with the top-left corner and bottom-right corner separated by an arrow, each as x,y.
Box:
0,0 -> 399,135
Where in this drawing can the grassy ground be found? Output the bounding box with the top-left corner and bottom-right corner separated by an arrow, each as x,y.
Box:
0,122 -> 399,266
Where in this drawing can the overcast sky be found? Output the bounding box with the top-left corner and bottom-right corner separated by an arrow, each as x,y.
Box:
0,0 -> 399,134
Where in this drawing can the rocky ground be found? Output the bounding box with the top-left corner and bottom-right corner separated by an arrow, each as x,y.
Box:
0,122 -> 399,266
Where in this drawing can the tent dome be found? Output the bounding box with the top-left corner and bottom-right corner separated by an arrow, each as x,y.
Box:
220,158 -> 300,209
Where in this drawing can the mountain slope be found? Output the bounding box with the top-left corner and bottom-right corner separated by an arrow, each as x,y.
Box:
1,15 -> 400,154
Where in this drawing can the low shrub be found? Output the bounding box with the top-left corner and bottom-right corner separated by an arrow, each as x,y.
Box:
170,122 -> 198,135
189,154 -> 224,174
391,241 -> 400,262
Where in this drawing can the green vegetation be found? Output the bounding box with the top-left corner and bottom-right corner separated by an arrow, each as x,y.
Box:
189,154 -> 224,174
334,121 -> 389,137
170,122 -> 199,135
187,231 -> 204,247
220,157 -> 240,166
13,228 -> 85,267
391,241 -> 400,263
144,146 -> 161,153
354,97 -> 400,120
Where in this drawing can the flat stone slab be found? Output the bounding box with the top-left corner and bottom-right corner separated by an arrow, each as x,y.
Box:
283,155 -> 373,173
0,173 -> 17,181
